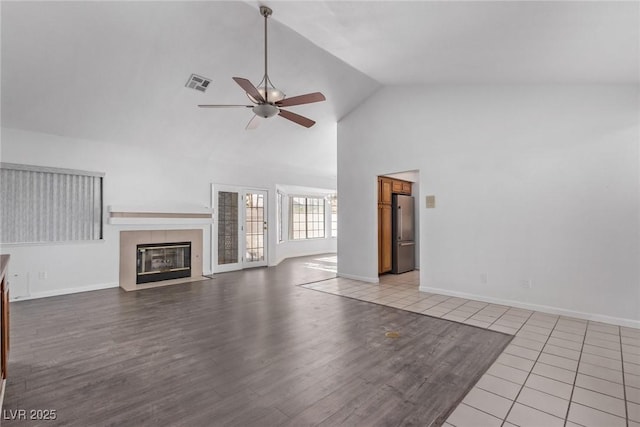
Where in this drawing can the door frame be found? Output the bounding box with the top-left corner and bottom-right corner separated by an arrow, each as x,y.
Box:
211,184 -> 269,273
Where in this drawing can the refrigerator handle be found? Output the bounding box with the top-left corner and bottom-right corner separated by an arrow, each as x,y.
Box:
398,205 -> 402,241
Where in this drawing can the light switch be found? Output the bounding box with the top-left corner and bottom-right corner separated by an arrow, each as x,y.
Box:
426,195 -> 436,209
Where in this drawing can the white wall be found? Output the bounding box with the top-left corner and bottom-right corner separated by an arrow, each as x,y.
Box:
338,85 -> 640,325
0,127 -> 336,299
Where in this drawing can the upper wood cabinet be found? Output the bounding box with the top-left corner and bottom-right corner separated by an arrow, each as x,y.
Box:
378,177 -> 411,196
379,178 -> 393,205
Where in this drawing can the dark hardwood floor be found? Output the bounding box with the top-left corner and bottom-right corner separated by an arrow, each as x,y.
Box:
2,255 -> 511,426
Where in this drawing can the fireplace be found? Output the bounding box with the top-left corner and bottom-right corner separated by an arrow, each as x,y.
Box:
120,229 -> 203,291
136,242 -> 191,284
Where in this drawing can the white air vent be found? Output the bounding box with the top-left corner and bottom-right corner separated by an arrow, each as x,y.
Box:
185,74 -> 211,92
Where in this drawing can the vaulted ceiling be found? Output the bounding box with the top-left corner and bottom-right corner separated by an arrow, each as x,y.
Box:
270,1 -> 639,85
2,1 -> 638,176
1,1 -> 378,176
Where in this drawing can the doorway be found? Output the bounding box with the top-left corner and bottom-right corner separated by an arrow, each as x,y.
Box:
212,185 -> 268,273
377,170 -> 420,277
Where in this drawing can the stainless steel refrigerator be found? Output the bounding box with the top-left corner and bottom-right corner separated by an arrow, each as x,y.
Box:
392,194 -> 415,274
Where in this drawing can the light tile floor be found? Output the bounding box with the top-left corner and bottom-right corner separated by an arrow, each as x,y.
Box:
301,271 -> 640,427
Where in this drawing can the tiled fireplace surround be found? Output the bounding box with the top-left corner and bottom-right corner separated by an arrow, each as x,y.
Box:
119,229 -> 203,291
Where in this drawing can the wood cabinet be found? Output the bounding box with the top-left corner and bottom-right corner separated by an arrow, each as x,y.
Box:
391,180 -> 412,196
377,177 -> 412,274
379,178 -> 393,204
378,204 -> 392,273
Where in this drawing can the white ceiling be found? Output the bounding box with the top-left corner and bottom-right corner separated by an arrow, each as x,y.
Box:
268,1 -> 639,84
1,1 -> 638,175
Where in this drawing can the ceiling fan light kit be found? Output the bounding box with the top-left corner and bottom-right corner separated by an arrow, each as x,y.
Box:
253,103 -> 279,118
197,5 -> 326,129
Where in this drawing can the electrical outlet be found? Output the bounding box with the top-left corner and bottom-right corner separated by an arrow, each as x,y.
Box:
521,279 -> 532,289
480,273 -> 488,284
38,271 -> 48,280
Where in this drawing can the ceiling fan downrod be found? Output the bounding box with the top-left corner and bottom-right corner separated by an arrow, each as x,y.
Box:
257,6 -> 283,104
261,6 -> 271,95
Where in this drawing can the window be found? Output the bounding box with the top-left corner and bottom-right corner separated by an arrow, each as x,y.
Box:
290,196 -> 325,240
0,163 -> 104,243
329,194 -> 337,238
277,191 -> 284,243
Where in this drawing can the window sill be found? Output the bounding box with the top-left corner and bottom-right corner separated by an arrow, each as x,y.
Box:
1,239 -> 106,248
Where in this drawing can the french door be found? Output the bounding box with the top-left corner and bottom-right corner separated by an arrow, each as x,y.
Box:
212,185 -> 268,273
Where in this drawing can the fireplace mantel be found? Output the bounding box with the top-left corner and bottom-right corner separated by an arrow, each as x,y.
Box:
109,205 -> 213,226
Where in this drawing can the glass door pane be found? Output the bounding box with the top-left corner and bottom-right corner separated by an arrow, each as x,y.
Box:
217,191 -> 239,265
244,191 -> 266,266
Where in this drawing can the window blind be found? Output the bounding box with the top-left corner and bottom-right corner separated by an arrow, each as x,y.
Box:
0,163 -> 104,243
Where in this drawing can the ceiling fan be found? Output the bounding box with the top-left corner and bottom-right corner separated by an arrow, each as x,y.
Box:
198,6 -> 326,129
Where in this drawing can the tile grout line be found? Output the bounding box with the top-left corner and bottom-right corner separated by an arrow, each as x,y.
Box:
581,346 -> 628,363
475,372 -> 589,410
573,370 -> 624,387
619,325 -> 630,427
441,304 -> 485,323
562,321 -> 588,427
487,308 -> 530,333
491,309 -> 533,334
584,339 -> 629,354
499,315 -> 560,427
421,296 -> 457,317
455,402 -> 504,425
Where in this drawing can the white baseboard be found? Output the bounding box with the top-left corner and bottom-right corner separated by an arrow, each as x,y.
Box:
337,272 -> 379,283
11,282 -> 119,301
419,285 -> 640,329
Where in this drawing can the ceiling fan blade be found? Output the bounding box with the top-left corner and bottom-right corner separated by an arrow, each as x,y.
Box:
198,105 -> 253,108
245,115 -> 261,130
232,77 -> 265,103
276,92 -> 326,107
278,109 -> 316,128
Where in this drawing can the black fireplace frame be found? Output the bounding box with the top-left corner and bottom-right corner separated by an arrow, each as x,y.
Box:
136,241 -> 192,285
